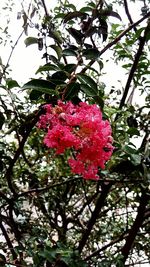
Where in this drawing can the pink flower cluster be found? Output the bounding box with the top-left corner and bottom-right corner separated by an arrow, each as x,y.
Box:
38,101 -> 113,180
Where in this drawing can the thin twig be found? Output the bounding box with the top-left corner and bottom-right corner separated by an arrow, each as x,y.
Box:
121,190 -> 149,263
16,176 -> 81,198
0,30 -> 24,83
78,182 -> 112,253
0,220 -> 17,260
41,0 -> 49,17
81,12 -> 150,74
84,233 -> 127,261
124,0 -> 137,32
115,21 -> 150,119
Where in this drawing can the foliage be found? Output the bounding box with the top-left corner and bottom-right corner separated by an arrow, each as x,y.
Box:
0,0 -> 150,266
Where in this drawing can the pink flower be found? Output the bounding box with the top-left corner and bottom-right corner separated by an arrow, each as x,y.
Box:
38,100 -> 114,180
44,124 -> 80,154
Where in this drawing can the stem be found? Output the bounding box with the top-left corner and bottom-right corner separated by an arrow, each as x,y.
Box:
0,30 -> 24,83
5,109 -> 42,196
0,220 -> 17,260
84,233 -> 127,261
124,0 -> 137,31
81,12 -> 150,74
41,0 -> 49,17
78,183 -> 112,253
120,190 -> 149,264
118,22 -> 150,112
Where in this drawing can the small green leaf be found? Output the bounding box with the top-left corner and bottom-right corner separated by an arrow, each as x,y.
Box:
29,90 -> 43,101
63,11 -> 87,23
100,9 -> 122,21
64,3 -> 76,11
79,7 -> 93,13
82,48 -> 100,59
49,30 -> 63,44
7,79 -> 20,89
65,82 -> 80,100
62,64 -> 76,74
51,71 -> 68,81
98,19 -> 108,42
127,128 -> 140,137
36,64 -> 59,74
93,95 -> 104,109
24,37 -> 38,47
50,45 -> 62,60
67,28 -> 84,44
49,55 -> 59,64
62,49 -> 77,57
123,145 -> 137,155
22,79 -> 58,95
77,74 -> 98,94
130,154 -> 142,166
80,84 -> 97,96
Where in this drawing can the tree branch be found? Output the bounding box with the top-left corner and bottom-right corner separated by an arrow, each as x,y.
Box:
0,220 -> 17,260
0,30 -> 24,83
78,183 -> 112,253
81,12 -> 150,74
120,190 -> 149,264
124,0 -> 137,32
5,109 -> 42,196
84,232 -> 127,261
41,0 -> 49,17
118,21 -> 150,112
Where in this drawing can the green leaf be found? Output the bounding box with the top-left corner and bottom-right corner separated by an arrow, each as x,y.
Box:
62,49 -> 77,57
63,11 -> 87,23
67,28 -> 84,44
65,82 -> 80,100
93,95 -> 104,109
0,112 -> 5,130
64,3 -> 76,11
98,19 -> 108,42
127,128 -> 140,137
134,27 -> 145,40
79,7 -> 93,13
24,37 -> 38,47
51,71 -> 68,81
29,90 -> 43,101
6,79 -> 20,89
130,154 -> 142,166
100,9 -> 122,21
123,145 -> 137,155
22,79 -> 58,95
80,84 -> 97,96
36,64 -> 59,74
77,74 -> 98,95
50,45 -> 62,60
62,64 -> 76,74
82,48 -> 100,59
49,55 -> 59,64
49,30 -> 63,44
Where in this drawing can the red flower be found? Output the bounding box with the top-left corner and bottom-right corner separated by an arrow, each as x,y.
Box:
38,101 -> 113,180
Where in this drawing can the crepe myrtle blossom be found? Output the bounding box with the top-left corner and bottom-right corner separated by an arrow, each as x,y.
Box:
38,100 -> 113,180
